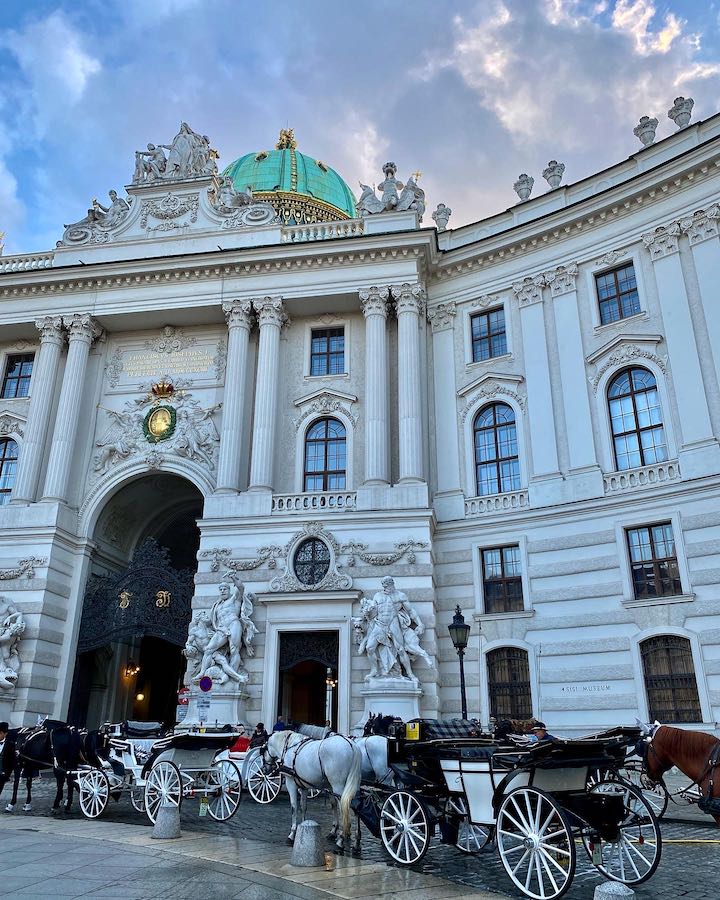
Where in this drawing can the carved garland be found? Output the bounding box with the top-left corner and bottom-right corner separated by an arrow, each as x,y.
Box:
139,193 -> 199,231
293,394 -> 358,431
0,557 -> 47,580
460,384 -> 526,423
589,344 -> 668,392
0,415 -> 24,438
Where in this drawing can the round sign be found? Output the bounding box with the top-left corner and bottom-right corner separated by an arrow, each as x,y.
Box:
199,675 -> 213,693
177,686 -> 190,705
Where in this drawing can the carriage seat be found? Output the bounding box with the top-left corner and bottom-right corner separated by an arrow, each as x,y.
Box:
411,719 -> 485,741
459,745 -> 499,760
122,720 -> 164,738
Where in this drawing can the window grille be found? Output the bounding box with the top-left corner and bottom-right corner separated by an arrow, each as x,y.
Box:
487,647 -> 532,720
641,635 -> 702,723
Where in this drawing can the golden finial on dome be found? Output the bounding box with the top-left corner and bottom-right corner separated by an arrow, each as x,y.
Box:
276,127 -> 297,150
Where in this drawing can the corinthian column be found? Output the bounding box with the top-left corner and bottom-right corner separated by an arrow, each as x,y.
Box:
215,300 -> 253,493
360,286 -> 390,485
11,316 -> 64,503
42,314 -> 103,503
248,297 -> 285,491
393,283 -> 425,482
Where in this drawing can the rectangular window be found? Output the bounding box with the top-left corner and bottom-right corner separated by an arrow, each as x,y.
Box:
481,545 -> 524,614
626,522 -> 682,600
470,308 -> 507,363
1,353 -> 34,399
310,328 -> 344,376
595,263 -> 641,325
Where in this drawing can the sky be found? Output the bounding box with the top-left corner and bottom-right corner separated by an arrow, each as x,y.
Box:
1,0 -> 719,254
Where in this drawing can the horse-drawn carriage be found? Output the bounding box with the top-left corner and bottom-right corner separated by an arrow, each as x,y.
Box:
356,720 -> 662,900
74,722 -> 242,823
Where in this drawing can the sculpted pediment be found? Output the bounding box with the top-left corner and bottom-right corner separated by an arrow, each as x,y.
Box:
0,409 -> 26,437
585,333 -> 664,366
457,371 -> 523,399
586,334 -> 667,391
293,389 -> 358,430
457,372 -> 526,423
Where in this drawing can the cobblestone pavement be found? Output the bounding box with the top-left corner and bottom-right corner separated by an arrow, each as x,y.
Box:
3,776 -> 720,899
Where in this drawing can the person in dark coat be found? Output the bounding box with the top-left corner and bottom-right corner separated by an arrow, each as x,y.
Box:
249,723 -> 269,749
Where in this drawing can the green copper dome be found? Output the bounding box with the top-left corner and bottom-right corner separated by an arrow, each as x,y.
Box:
222,129 -> 356,225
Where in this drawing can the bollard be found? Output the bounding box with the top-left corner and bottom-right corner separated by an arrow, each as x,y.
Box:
290,819 -> 325,867
594,882 -> 634,900
151,801 -> 182,840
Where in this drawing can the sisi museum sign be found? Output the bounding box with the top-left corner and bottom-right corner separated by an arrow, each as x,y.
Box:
1,104 -> 720,737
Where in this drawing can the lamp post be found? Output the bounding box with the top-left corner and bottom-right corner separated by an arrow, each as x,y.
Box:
325,667 -> 337,728
448,605 -> 471,720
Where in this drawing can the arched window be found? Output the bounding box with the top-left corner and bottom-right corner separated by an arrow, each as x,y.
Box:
608,367 -> 667,471
0,438 -> 18,506
303,418 -> 346,491
487,647 -> 532,720
641,636 -> 702,723
473,403 -> 520,496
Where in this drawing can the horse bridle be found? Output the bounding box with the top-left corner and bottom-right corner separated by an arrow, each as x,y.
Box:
639,723 -> 720,810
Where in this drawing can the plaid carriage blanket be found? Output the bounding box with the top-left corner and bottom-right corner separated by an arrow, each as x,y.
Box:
409,719 -> 483,740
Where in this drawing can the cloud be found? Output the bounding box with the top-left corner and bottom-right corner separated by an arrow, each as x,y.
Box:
0,11 -> 101,134
611,1 -> 683,55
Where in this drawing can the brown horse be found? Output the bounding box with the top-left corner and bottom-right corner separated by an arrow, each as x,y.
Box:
641,723 -> 720,826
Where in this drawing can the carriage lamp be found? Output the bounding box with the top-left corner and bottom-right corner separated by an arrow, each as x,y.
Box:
325,668 -> 337,728
135,692 -> 145,702
124,660 -> 140,678
448,605 -> 470,720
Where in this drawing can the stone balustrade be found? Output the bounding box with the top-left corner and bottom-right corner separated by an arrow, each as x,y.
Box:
271,491 -> 357,513
0,252 -> 55,273
603,460 -> 681,494
465,490 -> 529,516
281,221 -> 364,243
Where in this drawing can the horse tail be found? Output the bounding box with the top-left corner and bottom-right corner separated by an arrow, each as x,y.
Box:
339,740 -> 362,836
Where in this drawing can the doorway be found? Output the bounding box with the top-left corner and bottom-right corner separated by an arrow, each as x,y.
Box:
68,474 -> 203,728
277,631 -> 339,728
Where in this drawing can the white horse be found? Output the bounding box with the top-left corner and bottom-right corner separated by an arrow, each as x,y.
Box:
264,731 -> 362,850
354,735 -> 393,786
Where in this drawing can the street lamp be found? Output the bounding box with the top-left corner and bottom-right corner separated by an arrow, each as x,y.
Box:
448,605 -> 471,720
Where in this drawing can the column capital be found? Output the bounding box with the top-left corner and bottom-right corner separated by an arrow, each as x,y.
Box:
63,313 -> 103,343
222,299 -> 254,330
545,263 -> 578,297
642,222 -> 681,260
359,285 -> 390,318
391,283 -> 426,316
427,302 -> 456,333
252,296 -> 286,328
680,205 -> 720,246
513,274 -> 546,306
35,315 -> 64,344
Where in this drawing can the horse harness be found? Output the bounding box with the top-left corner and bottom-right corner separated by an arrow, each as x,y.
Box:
276,731 -> 354,792
643,729 -> 720,816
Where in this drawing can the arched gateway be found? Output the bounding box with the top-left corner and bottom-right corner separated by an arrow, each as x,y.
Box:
68,473 -> 203,727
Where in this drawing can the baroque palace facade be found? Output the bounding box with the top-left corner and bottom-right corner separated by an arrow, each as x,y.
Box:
1,112 -> 720,736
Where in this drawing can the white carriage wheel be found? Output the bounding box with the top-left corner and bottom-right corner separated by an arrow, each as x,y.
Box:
445,795 -> 492,854
497,786 -> 576,900
379,790 -> 431,866
246,754 -> 282,804
130,785 -> 145,813
144,760 -> 182,824
78,769 -> 110,819
207,759 -> 242,821
582,780 -> 662,886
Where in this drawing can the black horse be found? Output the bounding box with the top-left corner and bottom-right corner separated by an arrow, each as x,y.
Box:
4,720 -> 110,813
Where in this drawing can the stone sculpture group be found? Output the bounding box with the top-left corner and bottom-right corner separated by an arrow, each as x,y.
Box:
183,575 -> 257,685
356,162 -> 426,221
0,597 -> 25,692
133,122 -> 219,183
353,576 -> 433,681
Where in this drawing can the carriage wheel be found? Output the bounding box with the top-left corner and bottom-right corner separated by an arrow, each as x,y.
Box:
621,767 -> 669,819
497,786 -> 576,900
78,770 -> 110,819
582,780 -> 662,886
379,791 -> 431,865
207,760 -> 242,821
130,786 -> 145,813
246,754 -> 282,804
444,796 -> 492,854
144,760 -> 182,824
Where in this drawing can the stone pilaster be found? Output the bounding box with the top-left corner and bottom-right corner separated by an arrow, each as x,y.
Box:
393,283 -> 425,482
680,206 -> 720,395
248,297 -> 285,491
643,223 -> 719,477
545,264 -> 599,473
11,316 -> 64,503
427,303 -> 463,518
42,314 -> 103,503
215,300 -> 254,493
514,275 -> 560,478
360,286 -> 390,485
